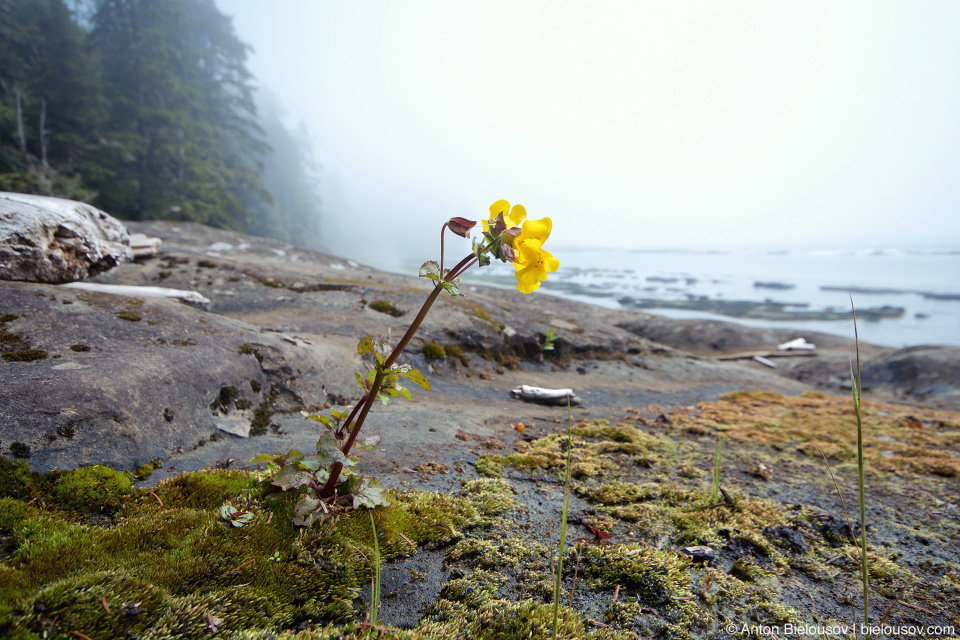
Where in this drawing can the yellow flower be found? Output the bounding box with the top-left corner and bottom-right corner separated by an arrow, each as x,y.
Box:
513,217 -> 558,294
485,199 -> 527,232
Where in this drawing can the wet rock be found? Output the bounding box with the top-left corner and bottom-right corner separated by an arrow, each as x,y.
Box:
763,525 -> 809,554
0,193 -> 132,283
812,513 -> 860,545
679,545 -> 716,564
860,345 -> 960,410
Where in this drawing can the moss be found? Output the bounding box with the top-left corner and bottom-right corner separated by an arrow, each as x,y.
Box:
238,342 -> 256,355
368,299 -> 404,317
459,478 -> 518,516
69,343 -> 90,352
136,463 -> 155,480
578,543 -> 691,605
211,385 -> 241,411
197,259 -> 217,268
2,349 -> 47,362
422,342 -> 446,359
49,465 -> 132,513
9,441 -> 31,458
250,379 -> 262,393
0,457 -> 35,500
0,313 -> 18,322
117,310 -> 142,322
235,398 -> 252,410
250,400 -> 274,436
444,344 -> 464,357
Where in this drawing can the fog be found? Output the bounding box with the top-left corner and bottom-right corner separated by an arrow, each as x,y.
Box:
217,1 -> 960,269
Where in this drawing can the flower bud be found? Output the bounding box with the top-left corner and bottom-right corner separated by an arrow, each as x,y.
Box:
447,217 -> 476,238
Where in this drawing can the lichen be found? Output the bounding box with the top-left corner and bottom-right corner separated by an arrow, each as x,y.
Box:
2,349 -> 48,362
422,342 -> 446,359
250,400 -> 275,436
368,299 -> 404,317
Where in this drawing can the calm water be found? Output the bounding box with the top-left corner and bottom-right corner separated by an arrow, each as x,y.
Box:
462,247 -> 960,348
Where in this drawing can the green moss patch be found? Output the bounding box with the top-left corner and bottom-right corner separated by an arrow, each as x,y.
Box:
0,467 -> 488,639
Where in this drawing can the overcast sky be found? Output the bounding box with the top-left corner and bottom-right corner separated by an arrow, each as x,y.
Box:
217,1 -> 960,265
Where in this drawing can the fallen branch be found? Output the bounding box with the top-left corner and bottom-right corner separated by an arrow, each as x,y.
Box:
63,282 -> 210,305
510,385 -> 582,406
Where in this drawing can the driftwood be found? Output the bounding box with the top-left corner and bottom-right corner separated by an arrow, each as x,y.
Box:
510,385 -> 583,406
63,282 -> 210,305
716,350 -> 816,362
130,233 -> 162,258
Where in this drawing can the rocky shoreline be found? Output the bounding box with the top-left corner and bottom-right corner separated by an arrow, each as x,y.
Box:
1,220 -> 958,476
2,216 -> 959,637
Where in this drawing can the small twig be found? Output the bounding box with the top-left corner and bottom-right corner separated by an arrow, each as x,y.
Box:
217,558 -> 255,578
568,546 -> 582,608
612,584 -> 620,604
101,597 -> 110,614
897,600 -> 936,616
586,619 -> 609,628
149,491 -> 163,506
398,532 -> 416,547
68,632 -> 93,640
878,599 -> 898,626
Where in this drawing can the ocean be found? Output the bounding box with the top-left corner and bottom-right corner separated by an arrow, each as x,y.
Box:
462,247 -> 960,349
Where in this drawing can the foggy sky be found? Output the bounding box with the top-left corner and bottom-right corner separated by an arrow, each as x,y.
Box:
216,1 -> 960,267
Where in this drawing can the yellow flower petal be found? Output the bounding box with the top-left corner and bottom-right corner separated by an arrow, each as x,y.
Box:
505,204 -> 526,229
514,217 -> 552,246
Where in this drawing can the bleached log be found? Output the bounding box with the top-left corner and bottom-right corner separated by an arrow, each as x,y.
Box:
129,233 -> 162,258
777,337 -> 816,351
63,282 -> 210,305
510,384 -> 582,406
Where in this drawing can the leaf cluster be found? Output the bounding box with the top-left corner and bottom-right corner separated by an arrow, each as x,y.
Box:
419,260 -> 463,297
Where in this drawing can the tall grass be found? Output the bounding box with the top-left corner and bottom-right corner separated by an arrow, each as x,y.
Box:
552,397 -> 575,639
369,510 -> 382,626
851,302 -> 870,636
711,439 -> 722,503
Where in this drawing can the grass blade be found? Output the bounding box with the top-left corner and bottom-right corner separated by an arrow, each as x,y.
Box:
851,298 -> 870,636
369,509 -> 382,626
552,397 -> 575,639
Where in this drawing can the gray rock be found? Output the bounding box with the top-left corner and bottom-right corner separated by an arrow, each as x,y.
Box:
0,192 -> 132,284
0,280 -> 360,473
680,545 -> 716,563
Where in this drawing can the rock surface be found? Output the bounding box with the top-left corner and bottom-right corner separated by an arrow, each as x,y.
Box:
1,219 -> 958,476
0,192 -> 132,284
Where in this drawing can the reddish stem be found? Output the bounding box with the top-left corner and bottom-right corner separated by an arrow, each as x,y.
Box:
319,250 -> 478,498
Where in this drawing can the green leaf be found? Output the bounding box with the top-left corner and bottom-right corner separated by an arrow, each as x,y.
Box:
316,432 -> 348,467
376,391 -> 393,406
272,465 -> 315,491
249,453 -> 277,464
353,477 -> 390,509
478,252 -> 491,267
355,434 -> 382,450
400,387 -> 412,402
355,372 -> 367,391
302,412 -> 332,427
442,279 -> 464,297
357,336 -> 375,355
396,367 -> 431,390
219,505 -> 238,520
293,490 -> 325,527
298,459 -> 321,471
419,261 -> 441,281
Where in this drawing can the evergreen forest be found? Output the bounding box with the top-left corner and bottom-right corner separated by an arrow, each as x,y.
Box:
0,0 -> 322,249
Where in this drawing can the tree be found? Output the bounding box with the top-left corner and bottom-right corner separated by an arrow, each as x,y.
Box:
88,0 -> 267,227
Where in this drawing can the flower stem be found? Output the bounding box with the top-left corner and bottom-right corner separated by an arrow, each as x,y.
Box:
320,251 -> 478,498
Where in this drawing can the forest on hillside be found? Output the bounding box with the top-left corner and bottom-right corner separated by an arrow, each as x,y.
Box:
0,0 -> 323,249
